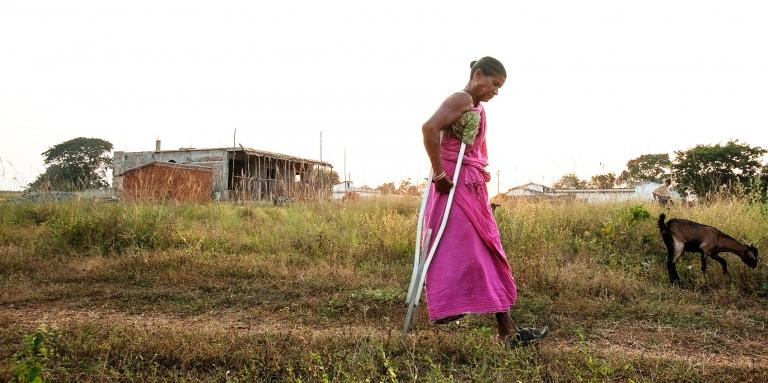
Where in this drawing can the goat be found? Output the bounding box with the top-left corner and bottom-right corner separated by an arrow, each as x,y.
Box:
658,213 -> 758,284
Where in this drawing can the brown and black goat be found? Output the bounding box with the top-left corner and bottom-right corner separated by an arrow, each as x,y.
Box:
658,213 -> 758,284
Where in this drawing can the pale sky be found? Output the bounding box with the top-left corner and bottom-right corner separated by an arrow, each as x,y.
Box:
2,1 -> 767,192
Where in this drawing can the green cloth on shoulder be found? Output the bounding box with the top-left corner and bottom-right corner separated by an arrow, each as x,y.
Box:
451,111 -> 481,145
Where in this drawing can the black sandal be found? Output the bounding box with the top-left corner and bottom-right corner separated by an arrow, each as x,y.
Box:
507,326 -> 549,347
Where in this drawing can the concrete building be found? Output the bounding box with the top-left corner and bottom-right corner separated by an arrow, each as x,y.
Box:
113,140 -> 334,201
504,182 -> 556,198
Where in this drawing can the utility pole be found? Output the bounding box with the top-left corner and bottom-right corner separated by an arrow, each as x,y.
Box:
320,131 -> 323,162
233,128 -> 236,148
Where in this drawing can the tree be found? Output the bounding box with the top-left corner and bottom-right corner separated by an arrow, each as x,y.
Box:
552,173 -> 587,189
759,165 -> 768,202
589,173 -> 617,189
28,137 -> 113,191
377,182 -> 396,194
321,169 -> 340,186
329,170 -> 340,185
398,178 -> 420,196
672,140 -> 766,198
617,153 -> 671,185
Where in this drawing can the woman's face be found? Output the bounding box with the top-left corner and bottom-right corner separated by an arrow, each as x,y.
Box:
473,72 -> 506,102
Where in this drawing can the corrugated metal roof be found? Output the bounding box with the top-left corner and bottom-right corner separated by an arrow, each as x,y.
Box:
228,147 -> 333,167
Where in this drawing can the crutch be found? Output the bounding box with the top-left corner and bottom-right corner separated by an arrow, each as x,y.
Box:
402,139 -> 467,334
403,168 -> 434,307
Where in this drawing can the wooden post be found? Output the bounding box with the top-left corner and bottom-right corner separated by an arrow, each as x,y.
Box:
257,155 -> 261,200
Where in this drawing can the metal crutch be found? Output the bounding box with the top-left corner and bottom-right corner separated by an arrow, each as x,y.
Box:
402,140 -> 467,334
404,168 -> 434,306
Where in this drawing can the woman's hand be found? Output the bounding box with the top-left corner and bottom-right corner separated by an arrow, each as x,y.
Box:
434,176 -> 454,194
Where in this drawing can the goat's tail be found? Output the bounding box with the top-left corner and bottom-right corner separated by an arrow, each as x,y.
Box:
658,213 -> 670,240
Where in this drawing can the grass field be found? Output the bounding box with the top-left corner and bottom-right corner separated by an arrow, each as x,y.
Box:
0,191 -> 21,203
1,198 -> 767,382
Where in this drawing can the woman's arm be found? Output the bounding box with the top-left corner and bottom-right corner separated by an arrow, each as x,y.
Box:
422,92 -> 473,193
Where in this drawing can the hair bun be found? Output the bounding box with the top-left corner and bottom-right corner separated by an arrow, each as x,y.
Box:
468,56 -> 506,78
470,60 -> 477,68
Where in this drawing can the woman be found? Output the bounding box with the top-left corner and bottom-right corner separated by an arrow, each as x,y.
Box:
652,178 -> 673,206
420,56 -> 547,345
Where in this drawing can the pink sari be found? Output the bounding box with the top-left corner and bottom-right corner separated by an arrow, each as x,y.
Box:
422,103 -> 517,321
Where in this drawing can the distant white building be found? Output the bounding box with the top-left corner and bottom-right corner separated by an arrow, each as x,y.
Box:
503,181 -> 681,203
555,187 -> 636,203
331,181 -> 382,199
633,181 -> 683,201
504,182 -> 556,197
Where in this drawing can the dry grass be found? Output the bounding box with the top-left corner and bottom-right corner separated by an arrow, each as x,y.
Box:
0,191 -> 21,202
1,198 -> 767,381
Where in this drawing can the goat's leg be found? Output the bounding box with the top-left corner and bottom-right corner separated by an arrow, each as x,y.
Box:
666,242 -> 682,284
710,253 -> 729,275
667,259 -> 681,284
700,252 -> 708,273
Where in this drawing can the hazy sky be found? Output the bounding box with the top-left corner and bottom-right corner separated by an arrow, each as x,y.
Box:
2,1 -> 767,192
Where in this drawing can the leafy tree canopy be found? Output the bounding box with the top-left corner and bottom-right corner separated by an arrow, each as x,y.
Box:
617,153 -> 671,185
398,178 -> 421,196
321,169 -> 340,186
672,140 -> 766,198
28,137 -> 113,191
589,173 -> 617,189
377,182 -> 396,194
552,173 -> 587,190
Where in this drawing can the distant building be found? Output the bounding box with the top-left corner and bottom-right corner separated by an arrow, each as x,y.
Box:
554,187 -> 636,203
504,182 -> 556,198
633,181 -> 683,201
114,140 -> 334,201
331,181 -> 382,199
503,181 -> 681,203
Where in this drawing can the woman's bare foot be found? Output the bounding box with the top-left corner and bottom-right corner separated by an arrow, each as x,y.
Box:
495,312 -> 515,338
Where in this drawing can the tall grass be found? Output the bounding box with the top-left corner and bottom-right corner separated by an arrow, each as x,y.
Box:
1,197 -> 767,381
0,198 -> 417,258
0,191 -> 21,203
